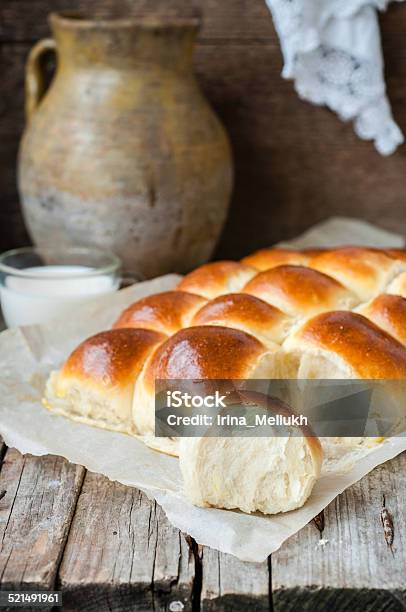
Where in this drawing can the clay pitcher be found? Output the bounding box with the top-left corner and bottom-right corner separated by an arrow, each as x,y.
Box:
18,12 -> 233,277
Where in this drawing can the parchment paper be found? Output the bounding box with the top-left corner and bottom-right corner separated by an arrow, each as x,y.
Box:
0,217 -> 405,562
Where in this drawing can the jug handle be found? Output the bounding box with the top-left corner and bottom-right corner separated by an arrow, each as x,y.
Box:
25,38 -> 57,120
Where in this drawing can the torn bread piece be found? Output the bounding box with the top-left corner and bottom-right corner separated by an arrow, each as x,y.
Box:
179,393 -> 322,514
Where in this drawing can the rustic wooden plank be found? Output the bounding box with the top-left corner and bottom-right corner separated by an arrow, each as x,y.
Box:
200,547 -> 269,611
0,0 -> 201,42
0,0 -> 274,43
59,471 -> 195,611
0,448 -> 84,590
202,0 -> 274,41
1,1 -> 405,45
0,42 -> 30,251
3,0 -> 405,46
272,452 -> 406,611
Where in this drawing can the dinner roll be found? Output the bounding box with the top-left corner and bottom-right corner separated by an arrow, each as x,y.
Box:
113,291 -> 207,335
309,247 -> 406,302
132,325 -> 288,455
284,310 -> 406,379
177,261 -> 257,299
44,329 -> 165,433
191,293 -> 294,345
284,311 -> 406,450
241,247 -> 313,271
357,294 -> 406,346
242,265 -> 357,317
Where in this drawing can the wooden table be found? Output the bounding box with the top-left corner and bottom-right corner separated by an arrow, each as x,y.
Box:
0,317 -> 405,610
0,443 -> 404,611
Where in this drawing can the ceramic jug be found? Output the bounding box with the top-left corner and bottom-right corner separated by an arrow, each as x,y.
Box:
18,12 -> 233,277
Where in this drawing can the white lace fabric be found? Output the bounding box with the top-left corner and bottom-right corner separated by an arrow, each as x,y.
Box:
265,0 -> 404,155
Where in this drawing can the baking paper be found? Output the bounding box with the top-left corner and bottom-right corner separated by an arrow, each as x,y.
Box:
0,217 -> 405,562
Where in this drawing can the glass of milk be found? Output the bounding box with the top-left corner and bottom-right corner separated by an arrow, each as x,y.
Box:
0,247 -> 124,328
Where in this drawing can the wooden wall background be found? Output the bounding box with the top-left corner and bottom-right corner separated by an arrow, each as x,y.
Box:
1,0 -> 406,260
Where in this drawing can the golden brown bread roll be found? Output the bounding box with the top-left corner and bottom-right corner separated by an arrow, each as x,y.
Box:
176,261 -> 257,299
142,325 -> 275,382
44,328 -> 166,433
357,294 -> 406,346
241,247 -> 313,270
242,265 -> 358,317
132,325 -> 283,454
191,292 -> 293,345
113,291 -> 207,335
284,310 -> 406,450
309,247 -> 406,301
284,310 -> 406,379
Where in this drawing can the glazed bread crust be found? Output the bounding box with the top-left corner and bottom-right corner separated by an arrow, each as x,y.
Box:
60,328 -> 166,385
242,264 -> 357,317
241,247 -> 313,270
45,328 -> 166,433
357,294 -> 406,346
141,325 -> 274,393
177,261 -> 257,298
309,247 -> 405,301
191,293 -> 293,345
285,310 -> 406,379
131,325 -> 279,456
113,291 -> 207,335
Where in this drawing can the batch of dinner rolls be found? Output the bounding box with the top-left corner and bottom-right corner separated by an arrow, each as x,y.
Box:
44,246 -> 406,515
